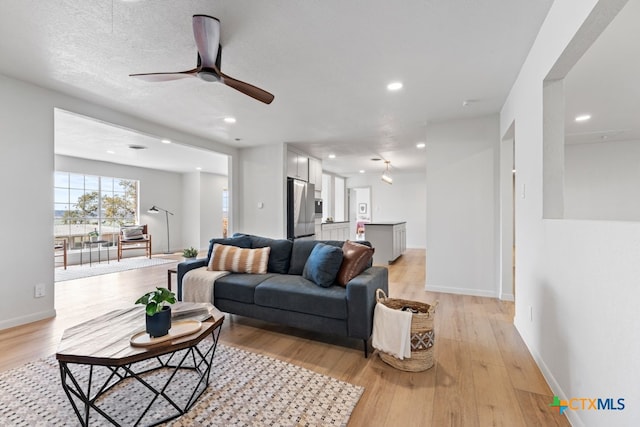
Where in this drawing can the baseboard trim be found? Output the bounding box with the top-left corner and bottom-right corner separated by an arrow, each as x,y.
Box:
0,309 -> 56,331
424,284 -> 497,298
500,292 -> 515,301
517,326 -> 582,427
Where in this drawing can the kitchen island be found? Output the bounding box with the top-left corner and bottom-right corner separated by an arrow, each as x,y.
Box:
365,222 -> 406,264
318,221 -> 351,241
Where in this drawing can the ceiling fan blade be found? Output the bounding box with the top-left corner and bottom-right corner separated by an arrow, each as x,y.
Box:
129,69 -> 198,82
219,72 -> 275,104
192,15 -> 220,68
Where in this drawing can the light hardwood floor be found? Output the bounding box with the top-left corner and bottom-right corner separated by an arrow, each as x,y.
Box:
0,249 -> 569,426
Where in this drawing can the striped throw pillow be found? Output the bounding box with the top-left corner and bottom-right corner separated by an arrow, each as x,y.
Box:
207,243 -> 271,274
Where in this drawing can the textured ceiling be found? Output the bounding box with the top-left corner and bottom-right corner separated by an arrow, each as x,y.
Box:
55,109 -> 229,175
0,0 -> 555,175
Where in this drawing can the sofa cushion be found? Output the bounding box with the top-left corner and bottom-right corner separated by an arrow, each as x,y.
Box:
254,275 -> 348,320
234,233 -> 293,274
208,244 -> 270,274
302,243 -> 344,287
288,240 -> 344,275
336,240 -> 375,286
206,235 -> 252,262
214,273 -> 275,304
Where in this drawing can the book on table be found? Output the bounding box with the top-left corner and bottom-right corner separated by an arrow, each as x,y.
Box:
171,302 -> 217,322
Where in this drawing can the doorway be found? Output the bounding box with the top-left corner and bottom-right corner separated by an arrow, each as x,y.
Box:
349,186 -> 371,241
500,125 -> 516,301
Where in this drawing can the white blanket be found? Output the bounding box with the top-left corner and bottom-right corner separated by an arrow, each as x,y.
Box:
182,267 -> 230,303
372,302 -> 413,360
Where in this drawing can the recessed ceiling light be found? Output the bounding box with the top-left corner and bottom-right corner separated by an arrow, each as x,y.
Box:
328,154 -> 336,159
161,139 -> 171,144
359,170 -> 365,174
387,82 -> 403,91
575,114 -> 591,122
196,167 -> 202,171
416,142 -> 426,149
106,150 -> 115,154
224,117 -> 236,124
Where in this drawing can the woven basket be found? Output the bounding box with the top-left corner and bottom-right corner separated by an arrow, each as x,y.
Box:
375,289 -> 438,372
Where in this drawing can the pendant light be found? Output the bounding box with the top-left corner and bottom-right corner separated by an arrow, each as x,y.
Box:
381,160 -> 393,184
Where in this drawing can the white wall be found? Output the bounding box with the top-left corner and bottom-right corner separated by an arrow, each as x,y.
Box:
0,75 -> 57,329
56,155 -> 184,256
237,144 -> 285,238
181,172 -> 201,252
346,172 -> 426,249
501,0 -> 637,425
565,140 -> 640,221
0,72 -> 236,330
181,172 -> 229,251
200,172 -> 228,246
425,115 -> 499,297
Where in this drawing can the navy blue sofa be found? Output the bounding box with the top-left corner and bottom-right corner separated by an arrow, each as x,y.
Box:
177,234 -> 388,357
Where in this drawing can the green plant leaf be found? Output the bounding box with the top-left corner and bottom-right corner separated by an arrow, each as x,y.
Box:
135,293 -> 151,305
136,287 -> 176,314
146,301 -> 158,316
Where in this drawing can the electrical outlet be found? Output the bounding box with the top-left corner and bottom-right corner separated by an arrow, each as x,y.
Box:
34,283 -> 46,298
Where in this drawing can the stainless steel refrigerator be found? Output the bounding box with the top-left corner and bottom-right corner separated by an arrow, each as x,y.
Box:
287,178 -> 315,240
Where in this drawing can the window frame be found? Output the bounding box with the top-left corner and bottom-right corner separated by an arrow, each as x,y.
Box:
54,172 -> 139,249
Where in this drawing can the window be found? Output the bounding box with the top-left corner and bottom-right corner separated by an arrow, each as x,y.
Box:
54,172 -> 139,249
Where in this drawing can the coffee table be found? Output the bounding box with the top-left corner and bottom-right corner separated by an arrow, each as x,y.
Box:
56,303 -> 224,426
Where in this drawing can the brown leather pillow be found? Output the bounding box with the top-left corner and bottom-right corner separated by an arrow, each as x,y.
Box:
336,240 -> 375,286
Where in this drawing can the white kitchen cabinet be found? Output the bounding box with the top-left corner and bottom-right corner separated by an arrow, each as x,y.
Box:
308,157 -> 323,191
319,222 -> 351,241
364,222 -> 406,264
314,218 -> 322,238
287,150 -> 309,182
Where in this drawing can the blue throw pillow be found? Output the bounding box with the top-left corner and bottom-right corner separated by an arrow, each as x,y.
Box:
302,243 -> 344,288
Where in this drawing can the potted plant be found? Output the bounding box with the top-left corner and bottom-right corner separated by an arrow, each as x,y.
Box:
182,247 -> 199,259
135,287 -> 176,338
88,228 -> 99,242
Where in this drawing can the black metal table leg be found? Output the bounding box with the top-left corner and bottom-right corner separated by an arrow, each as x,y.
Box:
58,324 -> 222,426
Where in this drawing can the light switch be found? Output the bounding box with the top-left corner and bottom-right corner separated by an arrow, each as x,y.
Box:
257,202 -> 264,209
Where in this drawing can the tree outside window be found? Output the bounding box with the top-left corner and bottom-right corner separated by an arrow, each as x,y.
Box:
54,172 -> 139,249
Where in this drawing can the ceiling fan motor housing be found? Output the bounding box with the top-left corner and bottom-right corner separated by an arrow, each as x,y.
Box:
197,69 -> 221,82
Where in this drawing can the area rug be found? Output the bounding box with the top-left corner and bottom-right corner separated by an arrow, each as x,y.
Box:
55,257 -> 175,282
0,343 -> 364,426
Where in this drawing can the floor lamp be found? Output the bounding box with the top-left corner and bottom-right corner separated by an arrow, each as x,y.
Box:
148,205 -> 174,254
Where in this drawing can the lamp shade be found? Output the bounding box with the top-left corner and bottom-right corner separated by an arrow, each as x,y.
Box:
148,206 -> 159,213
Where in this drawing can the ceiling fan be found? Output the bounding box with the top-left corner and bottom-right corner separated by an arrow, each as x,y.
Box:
130,14 -> 274,104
